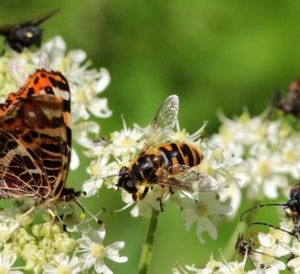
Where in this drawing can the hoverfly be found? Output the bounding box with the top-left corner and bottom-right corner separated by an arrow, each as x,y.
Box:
117,95 -> 219,210
0,9 -> 58,53
240,183 -> 300,241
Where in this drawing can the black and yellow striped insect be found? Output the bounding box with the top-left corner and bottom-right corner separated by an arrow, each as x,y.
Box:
117,95 -> 219,209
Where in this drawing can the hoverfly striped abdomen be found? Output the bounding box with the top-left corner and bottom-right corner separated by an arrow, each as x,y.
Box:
157,143 -> 204,175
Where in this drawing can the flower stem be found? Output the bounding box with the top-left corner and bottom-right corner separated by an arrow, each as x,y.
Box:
221,220 -> 248,261
138,208 -> 160,274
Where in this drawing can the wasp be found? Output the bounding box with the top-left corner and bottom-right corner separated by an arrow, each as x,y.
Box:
240,183 -> 300,241
117,95 -> 219,209
0,9 -> 59,53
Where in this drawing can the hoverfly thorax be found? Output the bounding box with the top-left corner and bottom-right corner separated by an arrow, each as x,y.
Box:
13,25 -> 42,49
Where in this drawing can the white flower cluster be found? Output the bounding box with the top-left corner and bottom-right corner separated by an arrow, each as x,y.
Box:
172,109 -> 300,273
211,110 -> 300,211
83,120 -> 237,243
172,221 -> 300,273
0,205 -> 127,273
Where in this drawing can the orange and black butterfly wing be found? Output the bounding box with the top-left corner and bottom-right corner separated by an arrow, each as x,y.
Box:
0,95 -> 67,199
0,69 -> 75,201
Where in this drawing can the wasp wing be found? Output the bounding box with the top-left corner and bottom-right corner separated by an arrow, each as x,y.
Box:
140,95 -> 179,153
156,167 -> 219,192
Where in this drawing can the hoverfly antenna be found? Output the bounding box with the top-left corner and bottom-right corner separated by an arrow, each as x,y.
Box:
73,196 -> 106,227
248,222 -> 300,242
240,203 -> 287,221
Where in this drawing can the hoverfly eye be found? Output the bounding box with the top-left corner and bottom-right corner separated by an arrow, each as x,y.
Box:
124,180 -> 138,194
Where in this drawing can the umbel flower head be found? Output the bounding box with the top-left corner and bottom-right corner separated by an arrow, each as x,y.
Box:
171,106 -> 300,273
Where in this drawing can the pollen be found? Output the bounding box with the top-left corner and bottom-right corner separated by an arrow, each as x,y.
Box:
91,243 -> 105,258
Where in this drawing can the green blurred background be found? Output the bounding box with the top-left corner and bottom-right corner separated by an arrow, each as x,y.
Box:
1,1 -> 300,273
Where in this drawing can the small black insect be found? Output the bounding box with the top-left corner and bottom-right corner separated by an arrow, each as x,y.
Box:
236,232 -> 287,269
0,9 -> 59,53
269,79 -> 300,119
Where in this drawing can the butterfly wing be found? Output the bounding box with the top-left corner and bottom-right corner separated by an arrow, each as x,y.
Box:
0,95 -> 69,199
0,69 -> 73,201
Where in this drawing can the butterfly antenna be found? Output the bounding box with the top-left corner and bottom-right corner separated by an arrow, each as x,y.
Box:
249,222 -> 300,242
240,203 -> 287,221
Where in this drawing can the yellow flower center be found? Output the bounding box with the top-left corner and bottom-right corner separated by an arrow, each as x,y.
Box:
258,159 -> 271,177
121,136 -> 136,148
56,266 -> 71,274
285,149 -> 297,163
0,265 -> 8,274
91,243 -> 105,258
195,201 -> 208,217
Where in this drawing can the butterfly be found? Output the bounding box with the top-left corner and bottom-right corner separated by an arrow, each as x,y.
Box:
0,9 -> 58,53
0,68 -> 80,216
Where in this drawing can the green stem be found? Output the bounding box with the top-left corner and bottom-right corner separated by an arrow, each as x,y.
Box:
138,208 -> 160,274
220,220 -> 248,261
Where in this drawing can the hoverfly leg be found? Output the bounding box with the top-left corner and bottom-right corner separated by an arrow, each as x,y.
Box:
157,185 -> 167,212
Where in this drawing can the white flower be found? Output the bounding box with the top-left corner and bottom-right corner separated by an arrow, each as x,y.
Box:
77,228 -> 128,274
43,253 -> 86,274
250,230 -> 289,271
180,192 -> 231,243
0,252 -> 23,274
287,241 -> 300,272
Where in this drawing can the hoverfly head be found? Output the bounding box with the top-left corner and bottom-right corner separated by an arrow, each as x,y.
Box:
118,166 -> 138,194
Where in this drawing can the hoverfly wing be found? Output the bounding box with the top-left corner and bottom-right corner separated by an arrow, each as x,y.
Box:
140,95 -> 179,153
0,9 -> 59,35
27,9 -> 60,27
156,167 -> 219,192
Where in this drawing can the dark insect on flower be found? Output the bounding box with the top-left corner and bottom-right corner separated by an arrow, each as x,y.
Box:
0,9 -> 58,53
270,79 -> 300,118
240,183 -> 300,241
236,232 -> 285,269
